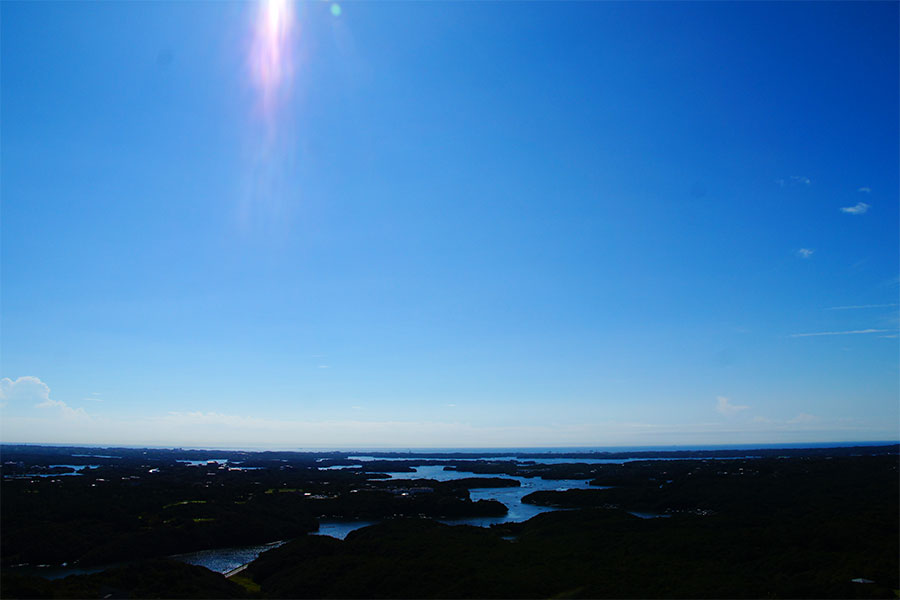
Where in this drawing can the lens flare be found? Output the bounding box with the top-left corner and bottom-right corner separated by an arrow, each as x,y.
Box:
250,0 -> 295,115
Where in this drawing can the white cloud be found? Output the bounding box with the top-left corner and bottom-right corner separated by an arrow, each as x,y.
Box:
37,397 -> 88,419
1,376 -> 52,406
789,328 -> 894,338
857,187 -> 871,193
796,248 -> 814,259
716,396 -> 749,416
0,376 -> 88,421
841,202 -> 870,215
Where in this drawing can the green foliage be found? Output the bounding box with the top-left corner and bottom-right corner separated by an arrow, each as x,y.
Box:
2,446 -> 897,599
1,560 -> 248,599
241,456 -> 899,599
229,574 -> 262,595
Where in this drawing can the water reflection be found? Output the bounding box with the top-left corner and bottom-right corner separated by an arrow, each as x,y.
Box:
313,520 -> 379,539
346,455 -> 762,465
172,541 -> 285,574
319,465 -> 600,532
18,465 -> 99,478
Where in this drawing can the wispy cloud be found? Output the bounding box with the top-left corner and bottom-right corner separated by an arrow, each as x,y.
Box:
826,303 -> 898,310
754,413 -> 821,425
137,412 -> 611,447
841,202 -> 870,215
2,406 -> 894,448
796,248 -> 814,259
789,328 -> 894,338
776,176 -> 811,188
37,397 -> 88,419
788,413 -> 820,424
857,187 -> 871,193
716,396 -> 749,416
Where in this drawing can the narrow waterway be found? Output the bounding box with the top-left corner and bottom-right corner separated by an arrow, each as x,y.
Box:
16,464 -> 603,577
310,464 -> 600,539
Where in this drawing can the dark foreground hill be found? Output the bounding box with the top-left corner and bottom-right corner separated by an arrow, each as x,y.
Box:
1,449 -> 897,598
0,560 -> 248,599
242,454 -> 899,599
243,509 -> 896,599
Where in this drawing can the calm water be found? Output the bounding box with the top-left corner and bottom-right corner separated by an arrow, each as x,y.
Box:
347,455 -> 764,465
349,455 -> 520,462
8,563 -> 116,581
335,441 -> 896,454
15,542 -> 287,579
171,541 -> 285,574
323,465 -> 602,533
18,465 -> 99,478
314,519 -> 380,539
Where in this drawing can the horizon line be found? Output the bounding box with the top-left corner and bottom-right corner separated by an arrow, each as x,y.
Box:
2,440 -> 898,453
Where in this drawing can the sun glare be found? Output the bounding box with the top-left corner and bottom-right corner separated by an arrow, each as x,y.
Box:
250,0 -> 295,114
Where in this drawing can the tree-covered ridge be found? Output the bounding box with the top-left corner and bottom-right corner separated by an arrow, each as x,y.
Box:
0,448 -> 518,568
244,455 -> 899,598
0,445 -> 897,598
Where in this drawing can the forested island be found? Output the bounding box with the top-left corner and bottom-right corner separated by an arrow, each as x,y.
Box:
1,443 -> 897,598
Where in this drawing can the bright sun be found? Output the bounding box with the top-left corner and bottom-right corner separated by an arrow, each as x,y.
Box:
250,0 -> 295,113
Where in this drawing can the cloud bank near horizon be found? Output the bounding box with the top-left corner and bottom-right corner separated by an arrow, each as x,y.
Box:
1,377 -> 895,449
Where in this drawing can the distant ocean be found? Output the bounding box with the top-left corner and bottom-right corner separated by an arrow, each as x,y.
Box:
299,441 -> 900,454
27,440 -> 895,453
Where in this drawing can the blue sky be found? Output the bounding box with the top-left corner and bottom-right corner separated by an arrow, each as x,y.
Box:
2,1 -> 898,448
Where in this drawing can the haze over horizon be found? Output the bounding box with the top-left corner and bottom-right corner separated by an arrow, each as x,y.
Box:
2,1 -> 898,448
